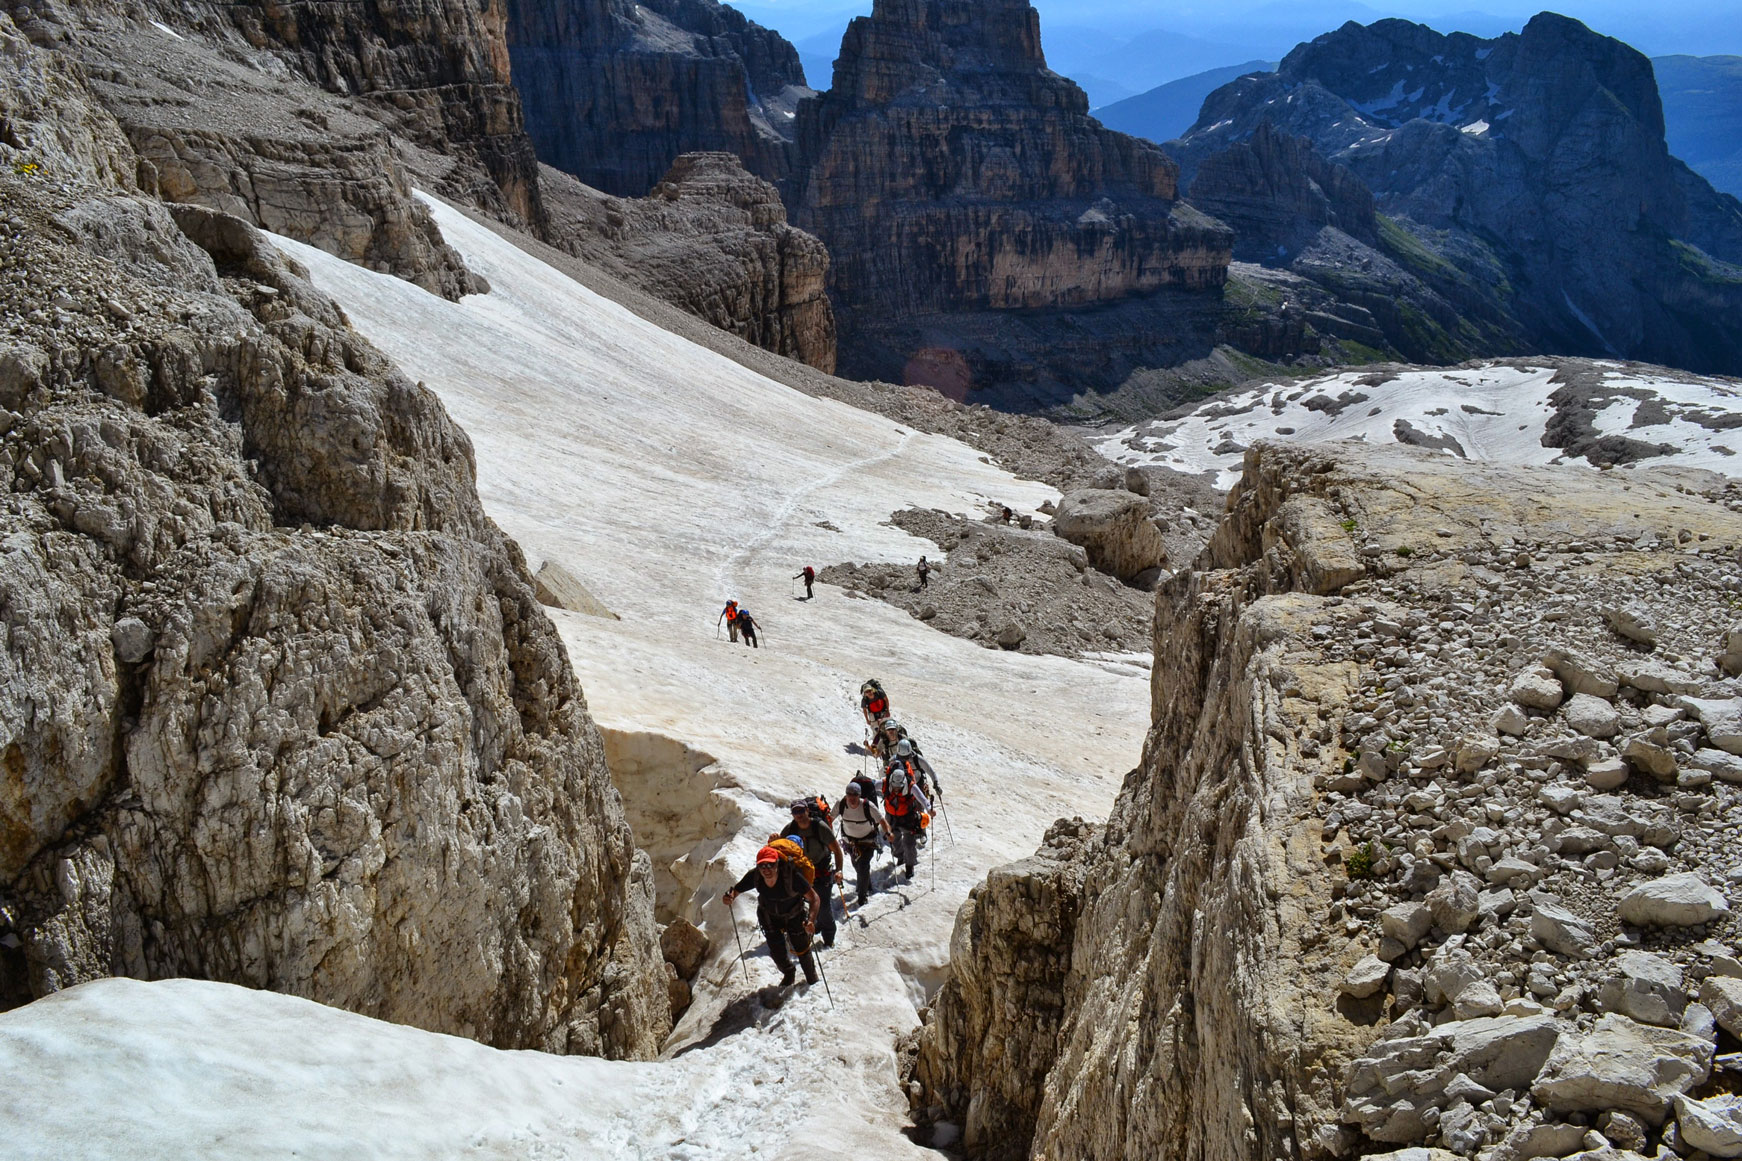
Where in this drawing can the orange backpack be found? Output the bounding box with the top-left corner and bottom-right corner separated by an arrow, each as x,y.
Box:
766,837 -> 816,884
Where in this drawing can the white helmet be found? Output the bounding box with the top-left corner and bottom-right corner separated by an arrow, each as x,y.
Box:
895,739 -> 913,757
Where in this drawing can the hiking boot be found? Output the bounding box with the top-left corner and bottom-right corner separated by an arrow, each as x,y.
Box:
823,934 -> 835,949
903,866 -> 914,882
779,965 -> 796,987
800,952 -> 819,985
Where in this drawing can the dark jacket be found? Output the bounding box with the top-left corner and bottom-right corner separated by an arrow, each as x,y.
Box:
732,862 -> 811,916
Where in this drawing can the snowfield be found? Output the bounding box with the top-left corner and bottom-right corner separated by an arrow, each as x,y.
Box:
1096,362 -> 1742,489
0,198 -> 1149,1156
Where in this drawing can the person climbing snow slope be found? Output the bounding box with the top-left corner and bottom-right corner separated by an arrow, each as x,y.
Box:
780,799 -> 844,947
859,679 -> 890,729
737,607 -> 759,649
881,760 -> 932,882
794,566 -> 815,600
718,599 -> 740,643
834,781 -> 892,906
723,845 -> 821,986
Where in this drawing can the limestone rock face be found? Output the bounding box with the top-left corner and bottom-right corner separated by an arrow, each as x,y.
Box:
906,819 -> 1098,1158
540,154 -> 836,371
8,5 -> 501,300
906,441 -> 1742,1161
506,0 -> 809,197
0,74 -> 667,1056
787,0 -> 1232,400
1049,489 -> 1167,582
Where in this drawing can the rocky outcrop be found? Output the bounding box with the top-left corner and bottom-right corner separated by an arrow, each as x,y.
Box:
1186,122 -> 1376,261
505,0 -> 809,197
0,47 -> 667,1058
540,153 -> 835,370
908,441 -> 1742,1159
1171,13 -> 1742,376
1049,488 -> 1168,583
786,0 -> 1232,404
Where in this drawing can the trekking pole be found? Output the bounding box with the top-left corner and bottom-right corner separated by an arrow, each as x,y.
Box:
930,827 -> 936,890
728,902 -> 752,986
814,943 -> 836,1010
939,799 -> 956,845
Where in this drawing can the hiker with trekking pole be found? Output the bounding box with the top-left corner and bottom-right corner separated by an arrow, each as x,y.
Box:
736,607 -> 760,649
835,780 -> 893,906
718,600 -> 740,643
780,797 -> 844,948
793,565 -> 815,600
722,844 -> 822,986
880,758 -> 931,883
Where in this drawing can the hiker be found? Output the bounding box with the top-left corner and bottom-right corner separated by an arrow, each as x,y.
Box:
871,716 -> 904,763
793,565 -> 816,600
718,599 -> 740,643
835,781 -> 893,905
781,798 -> 845,947
723,845 -> 822,986
737,607 -> 759,648
860,679 -> 890,729
916,556 -> 930,589
1000,505 -> 1013,524
881,758 -> 932,882
892,737 -> 943,803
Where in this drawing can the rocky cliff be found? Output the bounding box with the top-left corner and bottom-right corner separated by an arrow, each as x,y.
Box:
505,0 -> 809,197
1170,14 -> 1742,376
909,441 -> 1742,1159
540,152 -> 835,370
0,20 -> 668,1058
2,0 -> 531,299
785,0 -> 1233,407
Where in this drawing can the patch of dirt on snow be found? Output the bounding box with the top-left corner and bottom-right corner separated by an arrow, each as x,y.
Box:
818,510 -> 1153,658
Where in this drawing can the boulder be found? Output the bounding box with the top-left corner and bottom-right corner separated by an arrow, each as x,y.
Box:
1512,669 -> 1566,711
1429,871 -> 1483,934
1687,749 -> 1742,783
1533,1013 -> 1714,1123
1492,1120 -> 1589,1161
1618,874 -> 1732,927
1049,490 -> 1169,582
108,616 -> 153,664
1620,735 -> 1677,780
1603,604 -> 1659,646
1342,955 -> 1392,998
1530,895 -> 1598,958
1544,649 -> 1620,699
1456,735 -> 1502,775
1678,696 -> 1742,755
1564,693 -> 1621,739
660,917 -> 710,981
1617,661 -> 1704,696
533,560 -> 621,620
1495,704 -> 1532,736
1425,947 -> 1487,1006
1701,975 -> 1742,1038
1596,951 -> 1687,1027
1584,757 -> 1629,790
996,622 -> 1028,650
1382,902 -> 1435,949
1674,1094 -> 1742,1159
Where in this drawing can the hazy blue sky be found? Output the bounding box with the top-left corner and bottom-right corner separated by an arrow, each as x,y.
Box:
734,0 -> 1742,95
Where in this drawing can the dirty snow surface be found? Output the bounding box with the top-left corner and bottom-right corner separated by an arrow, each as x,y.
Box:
1096,362 -> 1742,489
0,198 -> 1149,1157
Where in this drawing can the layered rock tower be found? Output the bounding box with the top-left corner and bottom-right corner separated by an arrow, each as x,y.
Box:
505,0 -> 810,197
785,0 -> 1232,402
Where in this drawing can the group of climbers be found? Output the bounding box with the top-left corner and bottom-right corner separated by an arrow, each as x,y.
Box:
717,599 -> 759,648
725,677 -> 952,989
